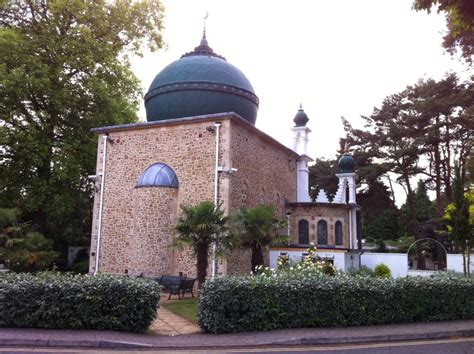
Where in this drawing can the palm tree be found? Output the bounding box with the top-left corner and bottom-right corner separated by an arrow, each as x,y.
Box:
233,205 -> 287,273
174,201 -> 228,288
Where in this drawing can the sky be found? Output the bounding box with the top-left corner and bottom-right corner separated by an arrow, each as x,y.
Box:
132,0 -> 469,162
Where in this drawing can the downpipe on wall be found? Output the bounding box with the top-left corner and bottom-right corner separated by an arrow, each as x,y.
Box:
94,134 -> 112,275
211,122 -> 221,279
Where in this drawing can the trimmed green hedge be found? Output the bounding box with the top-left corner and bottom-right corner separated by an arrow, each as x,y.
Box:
198,275 -> 474,333
0,272 -> 160,332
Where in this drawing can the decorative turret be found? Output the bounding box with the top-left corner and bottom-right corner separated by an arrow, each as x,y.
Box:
291,104 -> 312,203
333,144 -> 357,205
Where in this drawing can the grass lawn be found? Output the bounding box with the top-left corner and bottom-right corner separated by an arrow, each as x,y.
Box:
162,297 -> 198,323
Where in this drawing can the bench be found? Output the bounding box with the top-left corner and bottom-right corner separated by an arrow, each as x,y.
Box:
158,275 -> 197,300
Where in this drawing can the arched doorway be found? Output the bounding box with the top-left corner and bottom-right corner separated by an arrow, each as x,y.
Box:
407,238 -> 447,275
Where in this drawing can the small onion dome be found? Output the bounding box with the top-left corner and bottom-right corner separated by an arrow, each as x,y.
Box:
293,105 -> 309,127
338,153 -> 356,173
137,162 -> 179,188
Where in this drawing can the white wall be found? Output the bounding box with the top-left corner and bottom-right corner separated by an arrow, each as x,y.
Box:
447,254 -> 474,273
361,253 -> 408,278
269,250 -> 353,271
270,250 -> 474,278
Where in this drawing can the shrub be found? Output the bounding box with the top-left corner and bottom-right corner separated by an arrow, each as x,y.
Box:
198,274 -> 474,333
0,272 -> 160,332
374,263 -> 391,278
348,265 -> 375,277
71,259 -> 89,274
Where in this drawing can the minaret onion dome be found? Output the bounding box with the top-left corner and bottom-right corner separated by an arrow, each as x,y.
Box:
338,143 -> 356,173
293,104 -> 309,127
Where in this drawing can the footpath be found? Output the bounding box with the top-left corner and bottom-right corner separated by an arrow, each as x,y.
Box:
0,298 -> 473,350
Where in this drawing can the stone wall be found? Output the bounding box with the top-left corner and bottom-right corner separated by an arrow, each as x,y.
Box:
224,119 -> 298,275
89,117 -> 223,276
287,203 -> 350,249
89,114 -> 299,278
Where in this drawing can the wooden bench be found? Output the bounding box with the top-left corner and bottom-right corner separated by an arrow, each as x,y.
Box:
158,275 -> 197,300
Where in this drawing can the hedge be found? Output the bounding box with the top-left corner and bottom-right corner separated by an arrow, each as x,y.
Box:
198,275 -> 474,333
0,272 -> 160,332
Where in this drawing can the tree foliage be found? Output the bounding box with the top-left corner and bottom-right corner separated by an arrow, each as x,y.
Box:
0,208 -> 58,272
413,0 -> 474,62
0,0 -> 164,260
232,205 -> 286,273
174,201 -> 229,288
444,165 -> 473,276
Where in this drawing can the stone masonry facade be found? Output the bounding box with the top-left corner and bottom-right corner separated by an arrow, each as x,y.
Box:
89,113 -> 299,277
287,203 -> 351,249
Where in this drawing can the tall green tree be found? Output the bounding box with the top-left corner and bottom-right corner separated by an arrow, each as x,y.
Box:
413,0 -> 474,62
0,1 -> 164,259
408,74 -> 474,215
174,202 -> 229,288
444,165 -> 473,276
359,181 -> 402,250
232,205 -> 286,273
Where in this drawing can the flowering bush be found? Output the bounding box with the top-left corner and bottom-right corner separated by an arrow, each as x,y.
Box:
255,244 -> 337,278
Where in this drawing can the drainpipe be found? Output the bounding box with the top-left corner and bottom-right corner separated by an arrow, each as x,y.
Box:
211,122 -> 221,279
94,134 -> 110,275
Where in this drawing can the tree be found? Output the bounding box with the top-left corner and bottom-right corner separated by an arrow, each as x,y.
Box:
0,208 -> 58,272
359,181 -> 403,250
0,1 -> 164,261
413,0 -> 474,62
401,180 -> 435,223
232,205 -> 286,273
174,202 -> 228,288
408,74 -> 474,215
308,158 -> 338,201
444,165 -> 473,276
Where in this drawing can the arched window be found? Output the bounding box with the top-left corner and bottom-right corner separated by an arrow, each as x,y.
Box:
298,219 -> 309,245
317,220 -> 328,245
335,221 -> 343,246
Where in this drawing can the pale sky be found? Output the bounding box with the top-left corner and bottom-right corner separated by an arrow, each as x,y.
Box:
132,0 -> 469,162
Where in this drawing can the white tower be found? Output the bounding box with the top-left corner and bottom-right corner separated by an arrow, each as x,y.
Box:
291,105 -> 312,203
332,146 -> 358,249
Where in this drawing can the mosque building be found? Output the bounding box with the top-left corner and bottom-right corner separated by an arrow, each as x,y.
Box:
88,32 -> 361,276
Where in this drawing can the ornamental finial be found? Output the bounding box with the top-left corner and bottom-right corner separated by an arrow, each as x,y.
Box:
203,11 -> 208,39
344,141 -> 350,154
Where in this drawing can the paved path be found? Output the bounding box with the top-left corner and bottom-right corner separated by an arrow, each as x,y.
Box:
149,306 -> 201,336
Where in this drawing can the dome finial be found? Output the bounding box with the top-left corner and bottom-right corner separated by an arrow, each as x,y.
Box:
299,102 -> 303,110
202,11 -> 208,39
200,11 -> 209,46
344,141 -> 350,154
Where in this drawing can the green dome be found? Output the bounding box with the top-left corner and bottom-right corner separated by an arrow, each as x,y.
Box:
145,36 -> 259,124
293,105 -> 309,126
338,153 -> 356,173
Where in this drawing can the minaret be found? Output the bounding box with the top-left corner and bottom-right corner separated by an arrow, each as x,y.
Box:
333,143 -> 357,204
333,144 -> 358,249
291,105 -> 312,202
